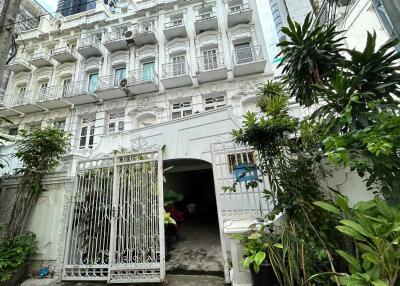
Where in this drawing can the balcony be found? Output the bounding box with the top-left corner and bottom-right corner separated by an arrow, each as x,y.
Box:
7,91 -> 44,113
227,3 -> 252,27
28,52 -> 54,68
197,52 -> 227,83
232,46 -> 266,76
50,46 -> 78,63
129,22 -> 157,46
63,81 -> 99,105
125,68 -> 158,95
36,86 -> 71,109
103,30 -> 128,52
161,61 -> 192,89
195,12 -> 218,34
76,36 -> 103,58
6,56 -> 32,72
163,19 -> 187,41
96,75 -> 127,100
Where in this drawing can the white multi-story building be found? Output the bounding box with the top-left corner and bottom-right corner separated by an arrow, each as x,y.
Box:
0,0 -> 385,285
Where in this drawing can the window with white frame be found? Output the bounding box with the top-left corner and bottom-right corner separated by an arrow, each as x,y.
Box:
227,151 -> 255,173
61,78 -> 72,97
18,85 -> 27,95
107,112 -> 125,133
39,81 -> 49,98
204,95 -> 226,111
171,100 -> 192,119
79,116 -> 96,149
172,54 -> 186,76
203,49 -> 218,70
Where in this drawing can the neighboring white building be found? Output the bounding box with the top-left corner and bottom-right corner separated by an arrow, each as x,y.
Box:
0,0 -> 387,285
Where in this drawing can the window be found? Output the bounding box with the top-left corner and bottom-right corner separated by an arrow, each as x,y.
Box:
234,42 -> 252,64
107,112 -> 125,133
9,127 -> 18,136
171,18 -> 183,27
142,62 -> 155,81
62,78 -> 72,97
172,55 -> 186,76
79,117 -> 96,149
227,152 -> 255,173
54,120 -> 66,130
199,10 -> 213,20
39,81 -> 49,98
88,73 -> 98,93
114,67 -> 127,86
204,95 -> 226,110
203,49 -> 218,70
172,101 -> 192,119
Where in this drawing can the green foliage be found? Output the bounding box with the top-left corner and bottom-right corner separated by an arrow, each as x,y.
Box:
277,14 -> 345,107
316,195 -> 400,285
15,127 -> 70,175
164,212 -> 177,225
0,232 -> 37,282
233,223 -> 270,273
164,190 -> 184,205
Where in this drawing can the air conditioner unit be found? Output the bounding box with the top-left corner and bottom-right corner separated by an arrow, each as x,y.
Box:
124,30 -> 135,44
120,78 -> 128,88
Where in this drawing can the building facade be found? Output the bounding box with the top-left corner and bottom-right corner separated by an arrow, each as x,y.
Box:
0,0 -> 383,284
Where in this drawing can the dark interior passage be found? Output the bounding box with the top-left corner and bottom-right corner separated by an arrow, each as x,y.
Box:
163,159 -> 224,274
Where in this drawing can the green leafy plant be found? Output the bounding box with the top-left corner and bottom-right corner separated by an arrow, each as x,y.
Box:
233,223 -> 270,273
164,212 -> 177,225
0,232 -> 37,282
3,127 -> 70,239
315,195 -> 400,285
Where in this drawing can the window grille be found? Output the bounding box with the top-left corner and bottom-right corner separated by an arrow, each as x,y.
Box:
172,101 -> 192,119
204,95 -> 226,110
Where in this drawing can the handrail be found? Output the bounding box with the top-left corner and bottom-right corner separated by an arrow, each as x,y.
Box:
196,11 -> 216,22
128,68 -> 158,84
197,52 -> 225,71
162,61 -> 189,78
228,3 -> 251,13
164,19 -> 184,29
233,45 -> 263,64
50,46 -> 76,56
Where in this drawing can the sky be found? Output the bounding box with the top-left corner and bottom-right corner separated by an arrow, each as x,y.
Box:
36,0 -> 58,13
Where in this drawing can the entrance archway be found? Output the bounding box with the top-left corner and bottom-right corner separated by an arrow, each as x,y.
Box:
163,159 -> 224,275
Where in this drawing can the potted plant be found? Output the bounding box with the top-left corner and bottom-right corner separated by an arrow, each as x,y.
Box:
234,223 -> 278,286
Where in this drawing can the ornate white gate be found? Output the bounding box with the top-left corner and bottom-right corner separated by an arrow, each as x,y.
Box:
63,150 -> 165,284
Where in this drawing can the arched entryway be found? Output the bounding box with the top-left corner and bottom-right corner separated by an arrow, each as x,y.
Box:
163,158 -> 224,275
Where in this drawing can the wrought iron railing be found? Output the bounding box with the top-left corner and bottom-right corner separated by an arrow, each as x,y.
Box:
197,52 -> 225,71
64,80 -> 92,97
127,68 -> 158,85
104,28 -> 126,43
162,61 -> 189,78
37,86 -> 66,101
98,74 -> 128,90
8,90 -> 34,106
50,46 -> 76,56
134,21 -> 157,35
233,45 -> 263,64
8,55 -> 29,66
196,11 -> 216,22
28,52 -> 52,62
228,3 -> 251,13
164,19 -> 184,29
77,35 -> 102,49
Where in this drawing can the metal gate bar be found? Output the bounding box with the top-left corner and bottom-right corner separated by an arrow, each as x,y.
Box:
63,150 -> 164,283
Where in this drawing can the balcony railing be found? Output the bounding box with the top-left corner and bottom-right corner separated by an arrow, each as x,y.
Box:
104,29 -> 125,43
197,52 -> 225,71
233,46 -> 263,64
29,52 -> 51,61
7,55 -> 29,66
78,36 -> 102,49
8,91 -> 34,106
135,21 -> 157,34
228,3 -> 250,13
164,19 -> 184,29
50,46 -> 76,56
64,80 -> 91,97
162,61 -> 189,78
37,86 -> 66,102
196,11 -> 216,22
98,74 -> 127,90
128,68 -> 158,85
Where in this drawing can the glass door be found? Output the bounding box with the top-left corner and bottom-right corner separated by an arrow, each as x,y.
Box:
142,62 -> 155,82
88,73 -> 99,93
114,67 -> 127,87
62,78 -> 72,97
235,42 -> 252,64
203,49 -> 217,70
172,55 -> 186,76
